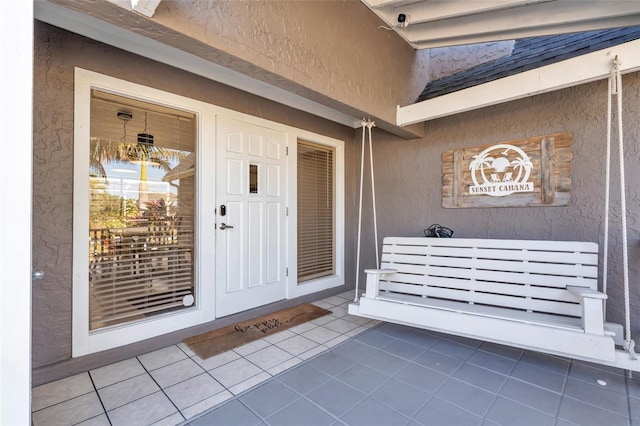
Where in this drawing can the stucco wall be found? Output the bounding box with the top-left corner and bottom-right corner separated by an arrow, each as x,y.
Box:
32,22 -> 358,368
49,0 -> 429,136
358,75 -> 640,337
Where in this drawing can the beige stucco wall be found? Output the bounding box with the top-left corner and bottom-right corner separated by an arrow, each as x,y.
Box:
32,21 -> 358,369
357,75 -> 640,338
49,0 -> 429,136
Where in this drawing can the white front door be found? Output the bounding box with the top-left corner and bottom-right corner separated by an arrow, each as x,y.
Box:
215,116 -> 288,317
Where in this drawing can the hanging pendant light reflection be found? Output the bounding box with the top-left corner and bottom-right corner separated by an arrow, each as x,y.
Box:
137,111 -> 154,145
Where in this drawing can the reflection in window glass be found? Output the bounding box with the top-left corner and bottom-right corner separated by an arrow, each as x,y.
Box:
88,90 -> 196,330
249,164 -> 258,194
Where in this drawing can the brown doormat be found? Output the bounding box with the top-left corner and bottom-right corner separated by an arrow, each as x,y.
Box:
183,303 -> 332,360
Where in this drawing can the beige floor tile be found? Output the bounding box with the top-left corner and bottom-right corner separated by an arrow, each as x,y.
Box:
181,391 -> 233,419
228,372 -> 271,395
210,358 -> 263,388
288,321 -> 318,334
32,392 -> 104,426
302,326 -> 342,344
138,345 -> 187,371
325,334 -> 351,348
149,358 -> 204,388
324,318 -> 361,334
321,295 -> 347,306
151,412 -> 185,426
32,372 -> 94,411
263,329 -> 296,344
267,357 -> 303,376
91,358 -> 146,389
299,345 -> 329,360
245,345 -> 294,371
275,334 -> 319,356
76,413 -> 111,426
177,342 -> 196,357
164,373 -> 224,410
192,350 -> 241,371
98,373 -> 159,411
107,391 -> 177,426
233,338 -> 271,357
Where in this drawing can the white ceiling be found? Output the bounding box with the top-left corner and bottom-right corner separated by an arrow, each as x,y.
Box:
361,0 -> 640,49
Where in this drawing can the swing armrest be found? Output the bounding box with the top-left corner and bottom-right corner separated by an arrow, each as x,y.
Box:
567,286 -> 606,335
364,269 -> 397,299
567,286 -> 607,299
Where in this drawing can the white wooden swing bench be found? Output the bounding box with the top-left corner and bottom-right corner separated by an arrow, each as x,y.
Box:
348,237 -> 639,369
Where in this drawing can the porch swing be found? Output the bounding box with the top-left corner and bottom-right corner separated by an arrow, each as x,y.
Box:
348,57 -> 640,372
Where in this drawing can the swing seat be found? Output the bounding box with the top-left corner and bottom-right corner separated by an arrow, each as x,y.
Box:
348,237 -> 624,363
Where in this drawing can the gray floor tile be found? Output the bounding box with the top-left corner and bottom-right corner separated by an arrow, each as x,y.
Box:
452,363 -> 507,393
519,351 -> 570,376
340,397 -> 410,426
436,378 -> 496,417
510,361 -> 566,393
413,396 -> 483,426
381,339 -> 425,361
190,399 -> 261,426
413,349 -> 464,375
498,377 -> 561,415
467,350 -> 517,375
266,397 -> 335,426
478,342 -> 524,360
278,364 -> 332,394
239,380 -> 300,418
76,414 -> 111,426
354,329 -> 396,348
306,379 -> 366,416
628,375 -> 640,399
308,351 -> 356,376
394,362 -> 448,394
557,396 -> 629,426
630,396 -> 640,424
361,349 -> 409,376
336,363 -> 389,394
486,396 -> 555,426
371,378 -> 431,417
332,340 -> 377,362
568,362 -> 628,395
563,377 -> 629,413
430,339 -> 477,360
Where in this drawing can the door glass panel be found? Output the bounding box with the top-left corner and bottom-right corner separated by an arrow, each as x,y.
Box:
88,90 -> 196,330
249,164 -> 259,194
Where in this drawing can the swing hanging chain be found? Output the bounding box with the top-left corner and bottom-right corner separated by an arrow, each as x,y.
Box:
610,57 -> 636,360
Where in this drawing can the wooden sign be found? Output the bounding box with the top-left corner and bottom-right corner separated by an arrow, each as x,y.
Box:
442,133 -> 573,208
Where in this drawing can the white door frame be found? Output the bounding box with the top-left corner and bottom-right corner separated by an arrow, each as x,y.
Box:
72,69 -> 345,355
0,1 -> 33,423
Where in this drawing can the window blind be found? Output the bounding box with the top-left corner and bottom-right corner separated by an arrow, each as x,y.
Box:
297,141 -> 335,282
88,90 -> 196,330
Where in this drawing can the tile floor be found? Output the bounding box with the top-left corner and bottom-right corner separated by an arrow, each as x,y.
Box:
31,291 -> 378,426
33,291 -> 640,426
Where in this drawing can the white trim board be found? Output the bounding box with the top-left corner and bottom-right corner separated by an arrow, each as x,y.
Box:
397,38 -> 640,125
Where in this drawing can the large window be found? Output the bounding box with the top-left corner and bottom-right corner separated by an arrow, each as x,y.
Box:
88,90 -> 196,330
297,140 -> 335,282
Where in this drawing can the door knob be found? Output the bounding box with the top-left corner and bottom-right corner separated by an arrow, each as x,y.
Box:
219,223 -> 234,230
32,270 -> 44,280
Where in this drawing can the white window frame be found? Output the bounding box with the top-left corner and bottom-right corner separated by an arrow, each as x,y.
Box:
288,133 -> 345,298
73,68 -> 217,356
